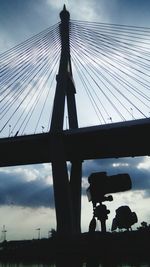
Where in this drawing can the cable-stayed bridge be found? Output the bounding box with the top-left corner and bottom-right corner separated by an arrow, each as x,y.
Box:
0,5 -> 150,235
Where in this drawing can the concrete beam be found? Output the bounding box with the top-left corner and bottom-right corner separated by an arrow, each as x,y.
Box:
0,118 -> 150,167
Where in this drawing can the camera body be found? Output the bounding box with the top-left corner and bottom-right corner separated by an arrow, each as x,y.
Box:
87,172 -> 132,205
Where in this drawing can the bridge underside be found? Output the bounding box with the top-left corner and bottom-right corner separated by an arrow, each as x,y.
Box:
0,118 -> 150,167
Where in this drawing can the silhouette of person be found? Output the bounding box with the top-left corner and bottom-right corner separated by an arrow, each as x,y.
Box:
89,217 -> 96,233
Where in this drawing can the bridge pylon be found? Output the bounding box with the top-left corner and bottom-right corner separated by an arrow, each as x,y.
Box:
50,5 -> 82,235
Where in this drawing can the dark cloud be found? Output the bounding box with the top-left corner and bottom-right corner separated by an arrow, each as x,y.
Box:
0,157 -> 149,209
94,0 -> 150,26
82,157 -> 150,197
82,157 -> 139,177
114,0 -> 150,26
0,0 -> 58,51
0,167 -> 54,208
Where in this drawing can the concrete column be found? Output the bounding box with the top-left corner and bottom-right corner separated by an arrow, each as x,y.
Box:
70,160 -> 82,234
51,135 -> 73,235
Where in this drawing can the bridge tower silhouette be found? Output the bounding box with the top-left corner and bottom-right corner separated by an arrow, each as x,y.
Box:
50,5 -> 82,235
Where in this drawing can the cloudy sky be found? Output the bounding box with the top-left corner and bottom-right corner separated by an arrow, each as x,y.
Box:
0,0 -> 150,240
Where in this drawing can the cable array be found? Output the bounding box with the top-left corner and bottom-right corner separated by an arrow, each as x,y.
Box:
0,23 -> 60,137
70,20 -> 150,124
1,19 -> 150,137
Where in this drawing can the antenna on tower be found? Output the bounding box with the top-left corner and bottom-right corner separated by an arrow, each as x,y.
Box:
2,225 -> 7,242
36,228 -> 40,239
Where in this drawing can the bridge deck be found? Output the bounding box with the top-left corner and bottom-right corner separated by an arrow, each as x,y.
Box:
0,118 -> 150,167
